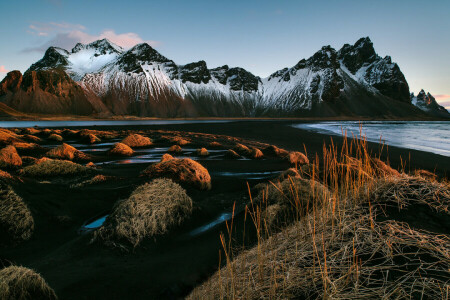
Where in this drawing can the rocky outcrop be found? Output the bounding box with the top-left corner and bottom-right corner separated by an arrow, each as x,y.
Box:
0,69 -> 107,115
411,90 -> 449,118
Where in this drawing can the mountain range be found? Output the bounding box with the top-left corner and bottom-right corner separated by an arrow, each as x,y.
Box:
0,37 -> 448,118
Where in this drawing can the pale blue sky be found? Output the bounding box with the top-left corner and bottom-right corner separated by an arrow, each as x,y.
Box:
1,0 -> 449,108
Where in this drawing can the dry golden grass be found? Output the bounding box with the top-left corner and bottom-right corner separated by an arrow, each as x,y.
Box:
93,178 -> 193,249
263,145 -> 289,158
0,129 -> 22,145
0,266 -> 57,300
286,151 -> 309,165
233,143 -> 251,156
225,150 -> 241,159
161,153 -> 174,162
121,134 -> 153,148
141,158 -> 212,190
108,143 -> 134,156
249,148 -> 264,159
188,130 -> 450,300
46,143 -> 88,161
0,146 -> 22,168
20,159 -> 91,178
0,185 -> 34,244
48,133 -> 63,142
197,148 -> 209,156
168,145 -> 182,153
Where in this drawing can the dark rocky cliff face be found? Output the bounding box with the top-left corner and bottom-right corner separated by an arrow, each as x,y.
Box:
337,37 -> 410,103
0,70 -> 102,115
412,90 -> 449,117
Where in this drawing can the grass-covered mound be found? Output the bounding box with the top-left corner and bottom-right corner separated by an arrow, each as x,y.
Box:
108,142 -> 134,156
0,266 -> 57,300
0,185 -> 34,245
188,175 -> 450,299
93,178 -> 193,249
253,177 -> 330,231
188,135 -> 449,299
0,146 -> 22,168
20,159 -> 92,178
46,143 -> 88,161
141,158 -> 211,190
121,134 -> 153,148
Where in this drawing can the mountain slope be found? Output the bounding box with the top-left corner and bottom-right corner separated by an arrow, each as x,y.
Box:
411,90 -> 450,118
0,37 -> 436,118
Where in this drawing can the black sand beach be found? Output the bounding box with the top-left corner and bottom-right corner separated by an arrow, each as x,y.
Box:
0,120 -> 448,299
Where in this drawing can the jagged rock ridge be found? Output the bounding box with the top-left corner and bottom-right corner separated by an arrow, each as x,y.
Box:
411,90 -> 449,117
0,37 -> 438,118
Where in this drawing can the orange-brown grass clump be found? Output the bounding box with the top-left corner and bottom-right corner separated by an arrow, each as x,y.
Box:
225,149 -> 240,159
168,145 -> 182,153
12,142 -> 39,151
0,266 -> 57,300
188,131 -> 450,300
20,159 -> 91,178
196,148 -> 209,156
21,127 -> 40,135
286,151 -> 309,165
0,129 -> 22,145
71,174 -> 114,188
108,143 -> 134,156
208,141 -> 223,148
160,153 -> 174,162
22,134 -> 42,143
46,143 -> 88,161
277,168 -> 301,181
121,134 -> 153,148
249,147 -> 263,159
414,169 -> 438,181
85,133 -> 101,144
253,177 -> 330,231
232,143 -> 251,156
93,178 -> 193,250
0,146 -> 22,168
263,145 -> 289,158
48,133 -> 63,142
141,158 -> 211,190
0,184 -> 34,244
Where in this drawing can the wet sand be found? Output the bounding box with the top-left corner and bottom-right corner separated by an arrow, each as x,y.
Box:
0,120 -> 448,300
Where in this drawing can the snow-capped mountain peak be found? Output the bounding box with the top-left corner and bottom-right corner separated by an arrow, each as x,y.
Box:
4,37 -> 437,118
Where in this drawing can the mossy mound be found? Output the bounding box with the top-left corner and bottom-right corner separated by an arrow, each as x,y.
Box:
20,159 -> 91,178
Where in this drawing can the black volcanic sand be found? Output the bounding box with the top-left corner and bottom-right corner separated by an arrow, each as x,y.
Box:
0,120 -> 448,300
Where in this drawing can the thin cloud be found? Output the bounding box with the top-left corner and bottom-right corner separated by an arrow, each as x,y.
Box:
23,22 -> 160,53
437,100 -> 450,107
433,94 -> 450,100
28,22 -> 85,37
0,65 -> 8,73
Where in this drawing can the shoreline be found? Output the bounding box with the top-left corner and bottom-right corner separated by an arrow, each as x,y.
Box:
48,120 -> 446,178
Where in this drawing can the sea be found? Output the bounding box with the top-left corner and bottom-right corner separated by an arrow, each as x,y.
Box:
293,121 -> 450,157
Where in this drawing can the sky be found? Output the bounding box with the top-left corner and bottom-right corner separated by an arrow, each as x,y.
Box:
0,0 -> 449,109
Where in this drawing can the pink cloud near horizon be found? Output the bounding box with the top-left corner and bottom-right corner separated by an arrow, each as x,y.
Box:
0,65 -> 8,73
23,22 -> 160,53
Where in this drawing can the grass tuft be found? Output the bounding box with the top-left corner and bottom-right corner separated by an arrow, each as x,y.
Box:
93,178 -> 193,249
